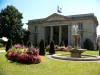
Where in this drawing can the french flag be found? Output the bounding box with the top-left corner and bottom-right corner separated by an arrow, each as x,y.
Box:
57,6 -> 62,13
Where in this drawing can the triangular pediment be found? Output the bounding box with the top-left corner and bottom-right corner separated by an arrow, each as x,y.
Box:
45,13 -> 66,22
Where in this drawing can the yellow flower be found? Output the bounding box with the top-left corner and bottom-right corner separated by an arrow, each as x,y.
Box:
20,48 -> 25,53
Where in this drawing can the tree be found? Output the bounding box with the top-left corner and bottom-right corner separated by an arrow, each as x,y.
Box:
0,5 -> 24,43
22,29 -> 30,46
6,39 -> 12,52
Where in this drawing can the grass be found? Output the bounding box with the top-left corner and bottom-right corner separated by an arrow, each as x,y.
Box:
0,51 -> 100,75
0,47 -> 5,50
56,50 -> 99,55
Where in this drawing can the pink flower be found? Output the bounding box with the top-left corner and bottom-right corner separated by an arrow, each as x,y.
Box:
66,46 -> 72,52
13,44 -> 23,49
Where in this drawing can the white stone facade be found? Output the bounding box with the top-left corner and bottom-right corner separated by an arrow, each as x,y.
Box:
27,13 -> 98,48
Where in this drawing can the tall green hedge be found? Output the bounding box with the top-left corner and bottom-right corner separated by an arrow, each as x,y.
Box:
83,38 -> 94,50
39,39 -> 45,55
49,41 -> 55,55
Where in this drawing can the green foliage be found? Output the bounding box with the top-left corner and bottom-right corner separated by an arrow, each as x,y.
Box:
27,50 -> 33,55
0,5 -> 24,43
11,47 -> 17,52
49,41 -> 55,54
22,29 -> 30,46
20,40 -> 24,46
6,39 -> 12,51
39,39 -> 45,55
0,43 -> 3,48
83,38 -> 94,50
0,40 -> 5,46
0,47 -> 5,50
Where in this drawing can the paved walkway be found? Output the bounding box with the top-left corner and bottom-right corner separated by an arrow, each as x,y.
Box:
0,50 -> 5,52
46,54 -> 100,62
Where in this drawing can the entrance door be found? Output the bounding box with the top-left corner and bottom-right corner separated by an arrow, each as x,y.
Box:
62,25 -> 68,46
44,27 -> 50,45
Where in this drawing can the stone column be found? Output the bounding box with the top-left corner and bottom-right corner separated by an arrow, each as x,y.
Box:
59,26 -> 62,45
68,25 -> 71,45
50,26 -> 53,42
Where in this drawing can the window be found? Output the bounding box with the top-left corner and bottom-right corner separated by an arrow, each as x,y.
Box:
34,26 -> 38,32
78,23 -> 83,30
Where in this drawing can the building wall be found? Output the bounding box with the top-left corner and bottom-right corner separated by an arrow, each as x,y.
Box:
28,24 -> 33,44
28,16 -> 97,48
66,19 -> 97,48
38,25 -> 45,43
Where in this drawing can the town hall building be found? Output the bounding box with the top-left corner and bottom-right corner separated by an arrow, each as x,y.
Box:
27,13 -> 98,48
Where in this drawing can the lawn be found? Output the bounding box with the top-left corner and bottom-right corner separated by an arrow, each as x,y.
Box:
56,50 -> 99,55
0,47 -> 5,50
0,51 -> 100,75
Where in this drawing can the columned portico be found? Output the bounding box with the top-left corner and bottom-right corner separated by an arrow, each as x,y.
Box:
49,25 -> 63,45
43,25 -> 68,45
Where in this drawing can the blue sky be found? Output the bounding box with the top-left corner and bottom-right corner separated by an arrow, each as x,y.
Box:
0,0 -> 100,35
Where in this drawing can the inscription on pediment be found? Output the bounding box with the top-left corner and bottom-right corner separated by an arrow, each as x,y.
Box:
47,16 -> 65,21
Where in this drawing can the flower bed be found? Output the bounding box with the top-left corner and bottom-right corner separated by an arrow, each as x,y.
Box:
66,46 -> 73,52
5,44 -> 41,64
56,46 -> 67,51
46,45 -> 67,51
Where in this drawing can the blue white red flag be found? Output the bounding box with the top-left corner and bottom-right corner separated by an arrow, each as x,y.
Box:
57,6 -> 62,13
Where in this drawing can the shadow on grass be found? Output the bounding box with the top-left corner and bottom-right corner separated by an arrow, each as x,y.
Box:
8,59 -> 40,65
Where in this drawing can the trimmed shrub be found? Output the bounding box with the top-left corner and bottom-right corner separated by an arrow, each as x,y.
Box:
46,45 -> 59,52
83,38 -> 94,50
6,39 -> 12,52
39,39 -> 45,55
49,41 -> 55,55
64,38 -> 68,47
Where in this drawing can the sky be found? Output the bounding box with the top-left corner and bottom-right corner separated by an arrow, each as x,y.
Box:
0,0 -> 100,36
